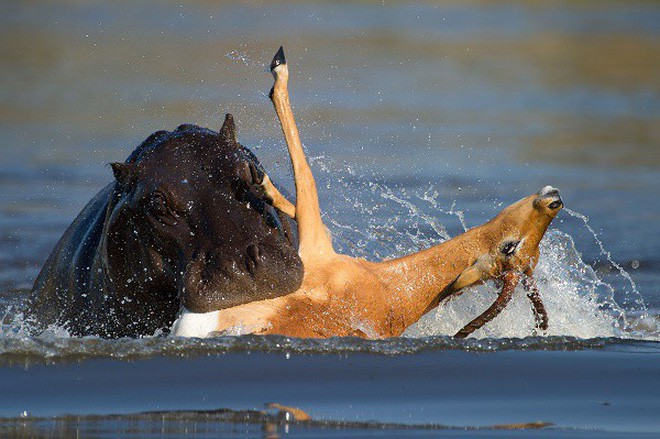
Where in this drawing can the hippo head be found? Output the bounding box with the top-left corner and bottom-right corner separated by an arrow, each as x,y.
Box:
106,115 -> 303,313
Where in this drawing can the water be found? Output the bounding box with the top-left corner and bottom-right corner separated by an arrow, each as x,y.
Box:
1,0 -> 659,436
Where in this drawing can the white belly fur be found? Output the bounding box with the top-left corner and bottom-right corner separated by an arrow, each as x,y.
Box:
170,308 -> 220,338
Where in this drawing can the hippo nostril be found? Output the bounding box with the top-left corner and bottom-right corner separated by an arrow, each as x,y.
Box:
245,244 -> 263,276
189,251 -> 228,284
247,243 -> 262,260
245,258 -> 256,276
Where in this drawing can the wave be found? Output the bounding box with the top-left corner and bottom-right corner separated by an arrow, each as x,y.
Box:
0,333 -> 659,367
407,229 -> 658,340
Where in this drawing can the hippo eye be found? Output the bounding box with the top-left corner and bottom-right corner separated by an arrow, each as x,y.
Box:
500,240 -> 520,256
548,200 -> 562,210
149,192 -> 168,215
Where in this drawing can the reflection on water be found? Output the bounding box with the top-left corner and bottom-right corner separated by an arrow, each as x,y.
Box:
0,408 -> 557,437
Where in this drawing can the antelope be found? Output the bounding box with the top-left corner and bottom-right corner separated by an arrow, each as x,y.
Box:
171,47 -> 563,339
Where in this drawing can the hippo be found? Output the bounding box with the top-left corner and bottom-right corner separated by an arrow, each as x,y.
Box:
27,114 -> 303,337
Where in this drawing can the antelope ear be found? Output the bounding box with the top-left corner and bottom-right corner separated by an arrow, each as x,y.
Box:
449,266 -> 485,293
111,162 -> 134,187
428,255 -> 494,311
219,113 -> 238,143
448,255 -> 493,293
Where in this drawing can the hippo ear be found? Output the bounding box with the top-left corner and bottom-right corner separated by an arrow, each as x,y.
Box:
219,113 -> 238,143
111,162 -> 134,187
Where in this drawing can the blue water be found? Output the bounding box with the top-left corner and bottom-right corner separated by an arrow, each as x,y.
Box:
0,0 -> 659,436
1,340 -> 660,437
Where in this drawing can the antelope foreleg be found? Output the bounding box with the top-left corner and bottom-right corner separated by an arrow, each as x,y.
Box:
262,174 -> 296,219
522,271 -> 549,332
240,161 -> 296,218
454,271 -> 520,339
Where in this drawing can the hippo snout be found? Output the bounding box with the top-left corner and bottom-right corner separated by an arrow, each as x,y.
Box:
181,244 -> 275,313
185,249 -> 248,286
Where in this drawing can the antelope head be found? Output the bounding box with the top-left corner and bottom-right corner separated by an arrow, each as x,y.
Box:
440,186 -> 563,338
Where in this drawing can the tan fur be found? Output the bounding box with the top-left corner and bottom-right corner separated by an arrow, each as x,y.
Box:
209,49 -> 562,339
260,174 -> 296,219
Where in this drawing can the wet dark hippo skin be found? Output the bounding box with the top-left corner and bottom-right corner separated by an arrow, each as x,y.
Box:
27,114 -> 303,338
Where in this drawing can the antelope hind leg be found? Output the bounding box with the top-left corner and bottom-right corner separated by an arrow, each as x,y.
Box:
269,47 -> 334,258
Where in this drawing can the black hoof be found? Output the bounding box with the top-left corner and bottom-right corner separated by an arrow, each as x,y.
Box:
270,46 -> 286,71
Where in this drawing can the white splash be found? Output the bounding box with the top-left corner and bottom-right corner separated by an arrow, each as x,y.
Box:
170,308 -> 220,338
225,50 -> 253,66
405,230 -> 635,339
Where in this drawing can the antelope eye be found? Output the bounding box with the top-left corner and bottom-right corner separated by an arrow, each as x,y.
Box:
500,240 -> 519,256
548,200 -> 562,210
